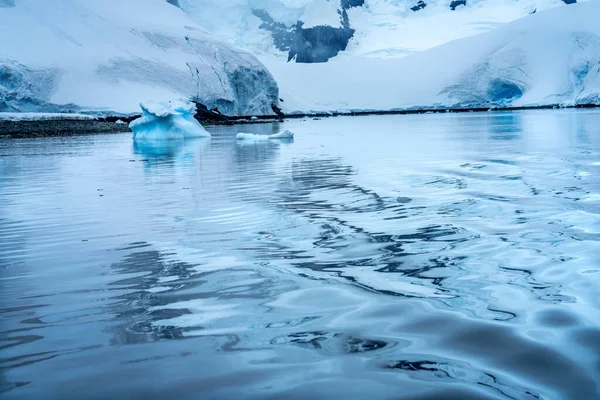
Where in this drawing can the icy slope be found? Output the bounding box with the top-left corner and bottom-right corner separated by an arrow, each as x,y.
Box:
0,0 -> 278,115
267,1 -> 600,112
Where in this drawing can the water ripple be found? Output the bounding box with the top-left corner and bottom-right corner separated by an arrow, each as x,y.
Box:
1,111 -> 600,399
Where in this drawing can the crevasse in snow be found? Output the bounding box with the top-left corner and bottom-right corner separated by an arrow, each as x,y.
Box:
130,100 -> 211,140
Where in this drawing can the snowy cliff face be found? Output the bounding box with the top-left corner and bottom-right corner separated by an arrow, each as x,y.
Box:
0,0 -> 279,115
266,1 -> 600,112
176,0 -> 578,62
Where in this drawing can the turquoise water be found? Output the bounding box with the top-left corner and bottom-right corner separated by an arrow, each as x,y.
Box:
1,110 -> 600,399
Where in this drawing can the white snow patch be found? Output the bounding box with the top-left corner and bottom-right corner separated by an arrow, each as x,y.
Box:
0,112 -> 95,121
300,0 -> 342,28
130,100 -> 211,140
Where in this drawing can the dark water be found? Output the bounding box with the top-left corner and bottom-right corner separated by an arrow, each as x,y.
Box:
1,110 -> 600,399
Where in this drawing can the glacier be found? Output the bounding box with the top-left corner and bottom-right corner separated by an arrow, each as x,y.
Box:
130,100 -> 211,140
263,1 -> 600,113
0,0 -> 279,116
170,0 -> 599,113
1,0 -> 598,118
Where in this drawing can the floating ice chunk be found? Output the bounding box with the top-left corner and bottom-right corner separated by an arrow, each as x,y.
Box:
130,100 -> 211,140
269,130 -> 294,139
236,132 -> 267,140
236,130 -> 294,141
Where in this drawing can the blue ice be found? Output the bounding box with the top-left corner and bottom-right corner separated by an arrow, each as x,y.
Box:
130,100 -> 211,140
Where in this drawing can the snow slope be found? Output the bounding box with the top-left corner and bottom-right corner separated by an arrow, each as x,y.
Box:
266,1 -> 600,112
0,0 -> 279,115
178,0 -> 575,61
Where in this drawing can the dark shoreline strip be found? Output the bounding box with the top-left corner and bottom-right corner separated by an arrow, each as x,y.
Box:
1,103 -> 598,137
230,103 -> 600,121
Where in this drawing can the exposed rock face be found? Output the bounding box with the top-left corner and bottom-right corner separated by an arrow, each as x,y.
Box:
253,0 -> 365,63
450,0 -> 466,10
411,1 -> 427,11
340,0 -> 364,8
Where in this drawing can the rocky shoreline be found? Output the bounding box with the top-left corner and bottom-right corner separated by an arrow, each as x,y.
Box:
0,119 -> 132,138
1,103 -> 598,138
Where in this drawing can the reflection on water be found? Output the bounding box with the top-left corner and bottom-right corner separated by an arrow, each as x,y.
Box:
1,111 -> 600,399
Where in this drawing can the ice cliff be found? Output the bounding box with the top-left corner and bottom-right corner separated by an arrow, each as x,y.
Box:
0,0 -> 279,115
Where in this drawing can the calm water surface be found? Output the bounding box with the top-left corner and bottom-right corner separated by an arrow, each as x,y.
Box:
1,110 -> 600,399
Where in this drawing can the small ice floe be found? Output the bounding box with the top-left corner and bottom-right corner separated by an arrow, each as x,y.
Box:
130,100 -> 211,140
115,119 -> 126,125
236,130 -> 294,141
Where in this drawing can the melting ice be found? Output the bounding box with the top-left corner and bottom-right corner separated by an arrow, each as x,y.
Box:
130,100 -> 211,140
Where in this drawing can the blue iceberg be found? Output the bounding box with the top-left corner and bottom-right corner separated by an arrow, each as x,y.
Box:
130,100 -> 211,140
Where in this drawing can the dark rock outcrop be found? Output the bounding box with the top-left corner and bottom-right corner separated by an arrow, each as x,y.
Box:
253,0 -> 363,63
341,0 -> 365,9
411,1 -> 427,11
450,0 -> 466,10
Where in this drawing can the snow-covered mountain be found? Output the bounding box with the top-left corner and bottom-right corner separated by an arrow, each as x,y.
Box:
0,0 -> 279,115
1,0 -> 597,116
266,0 -> 600,112
173,0 -> 599,112
175,0 -> 579,62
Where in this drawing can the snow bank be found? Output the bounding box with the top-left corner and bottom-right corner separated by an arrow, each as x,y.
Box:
130,100 -> 211,140
236,130 -> 294,140
0,0 -> 279,115
0,112 -> 95,121
267,1 -> 600,113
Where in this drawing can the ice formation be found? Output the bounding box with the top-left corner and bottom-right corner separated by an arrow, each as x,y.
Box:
264,1 -> 600,113
2,0 -> 598,117
236,130 -> 294,140
130,100 -> 211,140
268,130 -> 294,139
0,0 -> 279,115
